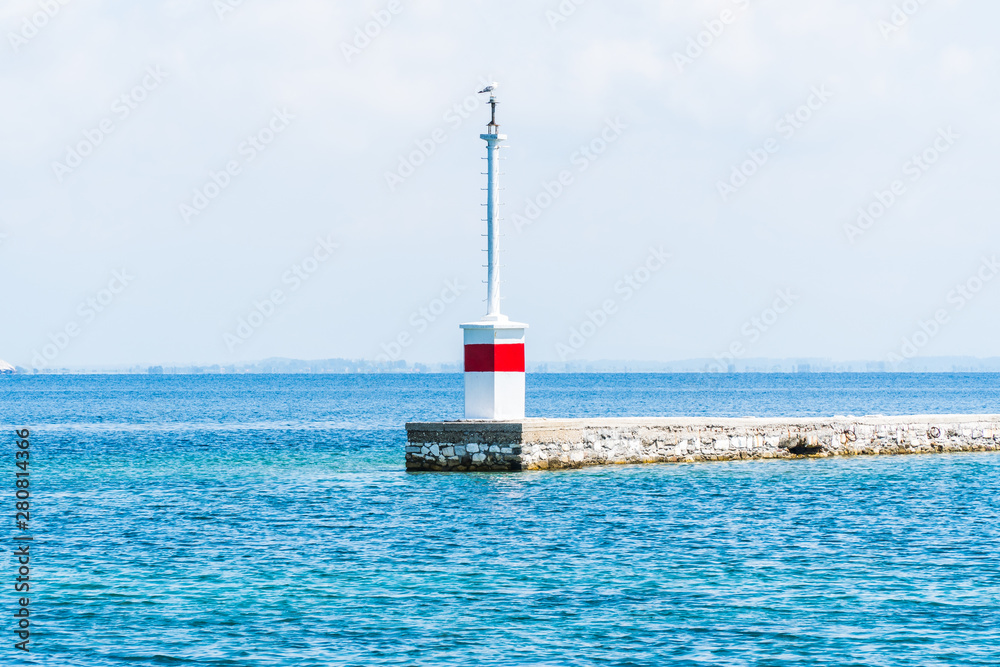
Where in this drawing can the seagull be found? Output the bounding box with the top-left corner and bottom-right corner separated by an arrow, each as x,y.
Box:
477,82 -> 498,94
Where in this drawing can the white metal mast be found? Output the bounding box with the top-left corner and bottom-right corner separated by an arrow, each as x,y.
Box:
480,94 -> 506,320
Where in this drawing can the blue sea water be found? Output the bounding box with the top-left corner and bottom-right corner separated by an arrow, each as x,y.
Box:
3,373 -> 1000,666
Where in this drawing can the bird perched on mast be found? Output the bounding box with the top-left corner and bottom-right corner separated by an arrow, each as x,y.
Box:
477,82 -> 498,94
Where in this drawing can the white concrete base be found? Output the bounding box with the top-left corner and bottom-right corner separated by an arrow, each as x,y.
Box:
460,318 -> 527,421
464,372 -> 526,420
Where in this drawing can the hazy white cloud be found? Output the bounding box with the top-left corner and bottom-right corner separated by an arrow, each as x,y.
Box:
1,0 -> 998,367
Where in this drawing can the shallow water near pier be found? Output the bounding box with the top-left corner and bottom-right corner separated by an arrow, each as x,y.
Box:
3,373 -> 1000,666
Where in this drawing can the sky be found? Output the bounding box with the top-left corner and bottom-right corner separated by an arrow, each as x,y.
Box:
1,0 -> 997,369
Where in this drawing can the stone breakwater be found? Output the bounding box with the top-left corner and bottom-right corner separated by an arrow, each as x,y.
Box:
404,416 -> 1000,472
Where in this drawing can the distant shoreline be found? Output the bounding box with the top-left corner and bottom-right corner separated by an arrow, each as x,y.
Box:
6,356 -> 1000,375
8,368 -> 1000,376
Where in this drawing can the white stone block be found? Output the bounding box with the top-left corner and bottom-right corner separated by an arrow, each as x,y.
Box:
464,369 -> 525,420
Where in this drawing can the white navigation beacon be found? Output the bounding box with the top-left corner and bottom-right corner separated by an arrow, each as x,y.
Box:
460,84 -> 528,420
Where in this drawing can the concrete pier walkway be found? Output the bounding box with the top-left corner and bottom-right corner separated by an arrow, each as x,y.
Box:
405,415 -> 1000,472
